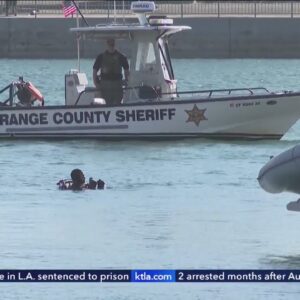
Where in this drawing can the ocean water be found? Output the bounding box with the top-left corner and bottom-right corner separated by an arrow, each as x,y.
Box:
1,59 -> 300,299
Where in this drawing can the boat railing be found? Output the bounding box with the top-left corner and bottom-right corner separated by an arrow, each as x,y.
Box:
161,87 -> 271,98
75,87 -> 98,106
75,85 -> 161,105
75,86 -> 271,106
0,83 -> 15,106
10,1 -> 300,19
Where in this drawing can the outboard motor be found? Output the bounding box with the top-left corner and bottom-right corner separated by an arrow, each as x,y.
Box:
17,83 -> 32,106
16,77 -> 44,106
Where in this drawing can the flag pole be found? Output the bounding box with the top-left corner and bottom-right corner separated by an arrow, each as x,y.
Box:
76,8 -> 80,72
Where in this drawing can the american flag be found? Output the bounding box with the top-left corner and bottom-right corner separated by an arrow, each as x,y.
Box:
62,0 -> 77,17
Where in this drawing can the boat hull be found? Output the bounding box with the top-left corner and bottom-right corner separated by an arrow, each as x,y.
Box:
258,145 -> 300,194
1,93 -> 300,140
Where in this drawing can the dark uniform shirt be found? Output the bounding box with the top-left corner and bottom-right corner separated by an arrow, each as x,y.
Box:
93,50 -> 129,81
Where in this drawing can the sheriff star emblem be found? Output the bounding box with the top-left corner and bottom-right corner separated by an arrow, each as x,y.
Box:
185,104 -> 207,126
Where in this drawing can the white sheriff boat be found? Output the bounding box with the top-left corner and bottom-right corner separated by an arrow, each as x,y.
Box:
1,1 -> 300,140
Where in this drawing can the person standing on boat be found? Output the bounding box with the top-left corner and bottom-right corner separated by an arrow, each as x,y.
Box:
93,38 -> 129,105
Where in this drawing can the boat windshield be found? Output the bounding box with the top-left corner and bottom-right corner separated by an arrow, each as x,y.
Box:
158,39 -> 174,80
134,41 -> 156,71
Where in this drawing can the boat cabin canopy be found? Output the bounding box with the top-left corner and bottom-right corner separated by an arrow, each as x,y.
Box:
70,1 -> 191,103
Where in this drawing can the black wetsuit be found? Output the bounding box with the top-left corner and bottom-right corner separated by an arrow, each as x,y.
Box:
57,178 -> 105,190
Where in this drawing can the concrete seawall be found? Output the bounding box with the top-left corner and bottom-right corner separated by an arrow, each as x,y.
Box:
1,17 -> 300,58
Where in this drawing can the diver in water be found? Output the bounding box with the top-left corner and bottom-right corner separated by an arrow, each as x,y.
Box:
57,169 -> 105,191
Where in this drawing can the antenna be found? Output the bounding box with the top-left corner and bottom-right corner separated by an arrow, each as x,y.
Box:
71,0 -> 89,26
113,0 -> 116,24
123,0 -> 125,24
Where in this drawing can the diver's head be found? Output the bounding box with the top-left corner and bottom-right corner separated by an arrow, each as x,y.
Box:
71,169 -> 85,187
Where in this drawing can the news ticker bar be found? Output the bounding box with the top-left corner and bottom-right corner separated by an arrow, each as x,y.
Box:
0,270 -> 299,282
